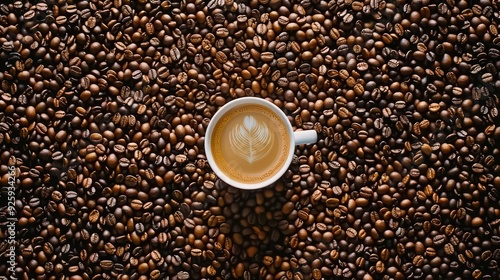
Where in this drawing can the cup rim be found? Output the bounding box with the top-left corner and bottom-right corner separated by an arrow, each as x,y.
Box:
204,97 -> 295,190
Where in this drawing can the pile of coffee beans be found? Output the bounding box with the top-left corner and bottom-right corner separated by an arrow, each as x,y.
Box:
1,0 -> 500,279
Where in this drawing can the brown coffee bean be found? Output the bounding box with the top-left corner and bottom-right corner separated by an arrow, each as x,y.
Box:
100,260 -> 113,270
429,103 -> 441,112
444,243 -> 455,255
346,228 -> 357,238
177,271 -> 190,280
471,163 -> 484,173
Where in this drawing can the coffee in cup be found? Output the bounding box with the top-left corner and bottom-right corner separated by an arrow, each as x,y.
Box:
210,102 -> 290,183
205,97 -> 317,190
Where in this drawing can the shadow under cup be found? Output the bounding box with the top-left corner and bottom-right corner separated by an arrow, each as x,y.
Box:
205,98 -> 297,190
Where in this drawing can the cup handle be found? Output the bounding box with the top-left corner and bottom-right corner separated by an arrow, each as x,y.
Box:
294,130 -> 317,145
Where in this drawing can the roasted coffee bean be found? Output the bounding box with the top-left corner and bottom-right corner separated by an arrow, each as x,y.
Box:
100,260 -> 113,270
177,271 -> 190,280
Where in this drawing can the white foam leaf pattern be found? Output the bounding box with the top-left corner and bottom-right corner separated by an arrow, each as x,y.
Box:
229,115 -> 273,164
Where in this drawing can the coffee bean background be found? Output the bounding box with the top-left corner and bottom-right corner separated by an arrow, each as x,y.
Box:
1,0 -> 500,279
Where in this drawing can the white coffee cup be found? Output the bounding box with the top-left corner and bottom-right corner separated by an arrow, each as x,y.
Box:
205,97 -> 317,190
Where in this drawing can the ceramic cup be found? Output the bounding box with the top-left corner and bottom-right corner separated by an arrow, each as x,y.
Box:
204,97 -> 317,190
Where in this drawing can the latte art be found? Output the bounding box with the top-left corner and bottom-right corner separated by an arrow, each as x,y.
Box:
229,116 -> 273,164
